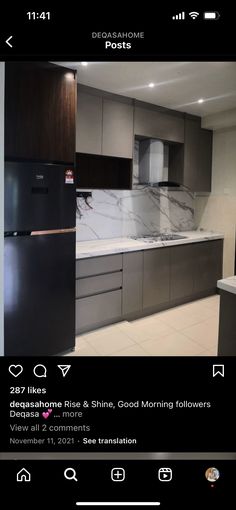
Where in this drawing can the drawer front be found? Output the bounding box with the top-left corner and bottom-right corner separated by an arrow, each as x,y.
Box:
76,289 -> 122,333
76,271 -> 122,298
76,254 -> 122,278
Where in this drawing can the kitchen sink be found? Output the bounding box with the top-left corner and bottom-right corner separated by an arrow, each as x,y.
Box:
131,234 -> 188,243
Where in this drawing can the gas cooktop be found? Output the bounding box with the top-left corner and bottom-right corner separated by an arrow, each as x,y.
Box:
131,233 -> 187,243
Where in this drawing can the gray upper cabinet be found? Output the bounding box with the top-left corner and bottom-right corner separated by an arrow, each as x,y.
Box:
143,248 -> 170,309
169,116 -> 213,192
134,105 -> 184,143
183,117 -> 200,190
76,90 -> 102,155
76,86 -> 133,159
184,117 -> 212,192
102,99 -> 134,158
196,127 -> 212,192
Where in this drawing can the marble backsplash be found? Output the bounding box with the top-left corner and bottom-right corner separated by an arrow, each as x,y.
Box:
76,187 -> 195,241
76,138 -> 195,241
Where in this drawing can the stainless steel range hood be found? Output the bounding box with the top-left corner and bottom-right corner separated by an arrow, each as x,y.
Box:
138,138 -> 181,189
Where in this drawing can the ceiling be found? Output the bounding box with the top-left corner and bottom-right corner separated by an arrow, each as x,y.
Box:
58,61 -> 236,117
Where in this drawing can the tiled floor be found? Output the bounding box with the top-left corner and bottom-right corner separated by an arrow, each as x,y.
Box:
69,295 -> 220,357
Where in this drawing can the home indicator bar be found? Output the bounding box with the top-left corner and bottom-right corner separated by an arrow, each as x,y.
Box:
76,504 -> 161,507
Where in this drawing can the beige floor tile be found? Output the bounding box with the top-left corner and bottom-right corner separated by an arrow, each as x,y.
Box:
112,344 -> 149,356
207,347 -> 218,356
162,311 -> 204,330
179,301 -> 218,320
182,316 -> 219,350
123,320 -> 176,343
140,332 -> 205,356
195,350 -> 214,356
74,337 -> 88,351
79,322 -> 127,342
69,342 -> 98,356
87,329 -> 135,355
69,296 -> 221,357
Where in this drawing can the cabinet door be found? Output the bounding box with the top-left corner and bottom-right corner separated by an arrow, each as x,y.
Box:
134,106 -> 184,143
193,240 -> 223,294
76,91 -> 102,155
102,99 -> 134,158
122,251 -> 143,315
5,62 -> 76,164
143,248 -> 170,309
170,244 -> 195,301
183,117 -> 200,190
76,289 -> 122,334
196,128 -> 212,192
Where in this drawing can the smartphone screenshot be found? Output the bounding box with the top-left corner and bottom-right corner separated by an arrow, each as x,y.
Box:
0,6 -> 235,508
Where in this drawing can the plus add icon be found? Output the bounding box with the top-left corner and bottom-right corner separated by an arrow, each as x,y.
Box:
111,467 -> 125,482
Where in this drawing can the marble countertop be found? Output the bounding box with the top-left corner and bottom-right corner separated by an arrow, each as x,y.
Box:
217,276 -> 236,295
76,231 -> 224,259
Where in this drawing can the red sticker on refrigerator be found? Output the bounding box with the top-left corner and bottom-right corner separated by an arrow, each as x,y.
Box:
65,169 -> 74,184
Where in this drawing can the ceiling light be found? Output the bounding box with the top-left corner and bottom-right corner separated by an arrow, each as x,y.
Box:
198,98 -> 204,103
81,62 -> 88,66
148,82 -> 155,88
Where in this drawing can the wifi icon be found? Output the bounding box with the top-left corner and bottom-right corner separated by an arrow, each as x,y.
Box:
189,11 -> 199,19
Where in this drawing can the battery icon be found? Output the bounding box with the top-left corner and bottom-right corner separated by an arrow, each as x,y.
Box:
203,11 -> 220,20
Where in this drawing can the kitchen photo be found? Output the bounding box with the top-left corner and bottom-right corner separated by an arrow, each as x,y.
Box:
1,61 -> 236,357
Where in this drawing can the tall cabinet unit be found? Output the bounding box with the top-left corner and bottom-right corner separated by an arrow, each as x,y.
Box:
4,62 -> 77,356
5,62 -> 76,164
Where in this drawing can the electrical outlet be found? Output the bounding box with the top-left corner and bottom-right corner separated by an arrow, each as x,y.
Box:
76,191 -> 92,199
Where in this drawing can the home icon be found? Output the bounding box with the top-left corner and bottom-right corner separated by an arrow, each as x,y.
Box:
16,468 -> 31,482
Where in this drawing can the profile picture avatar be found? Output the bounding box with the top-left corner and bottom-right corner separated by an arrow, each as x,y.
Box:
205,467 -> 220,482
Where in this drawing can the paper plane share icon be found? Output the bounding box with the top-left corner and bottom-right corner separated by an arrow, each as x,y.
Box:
57,365 -> 71,377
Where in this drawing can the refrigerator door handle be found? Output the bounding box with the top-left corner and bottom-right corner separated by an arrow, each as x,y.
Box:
31,228 -> 76,236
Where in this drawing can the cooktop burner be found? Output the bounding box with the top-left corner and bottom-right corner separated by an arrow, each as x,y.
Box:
131,233 -> 187,243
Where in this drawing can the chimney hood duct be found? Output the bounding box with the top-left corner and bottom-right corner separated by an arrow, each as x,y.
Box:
138,138 -> 181,188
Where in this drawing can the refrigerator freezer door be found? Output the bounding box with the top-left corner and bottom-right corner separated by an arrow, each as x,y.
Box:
4,162 -> 75,232
4,232 -> 75,356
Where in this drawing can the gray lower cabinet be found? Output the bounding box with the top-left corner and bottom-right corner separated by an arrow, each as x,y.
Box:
143,248 -> 170,309
75,241 -> 223,334
76,253 -> 123,334
76,290 -> 122,333
193,240 -> 223,294
76,254 -> 122,278
122,251 -> 143,315
76,272 -> 122,299
170,244 -> 195,301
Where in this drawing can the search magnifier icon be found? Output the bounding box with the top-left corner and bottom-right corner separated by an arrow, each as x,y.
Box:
64,468 -> 78,482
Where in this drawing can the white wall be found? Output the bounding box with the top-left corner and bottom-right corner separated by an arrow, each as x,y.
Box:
195,127 -> 236,277
0,63 -> 4,355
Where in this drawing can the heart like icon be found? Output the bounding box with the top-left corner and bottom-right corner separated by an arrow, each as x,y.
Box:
42,409 -> 53,419
8,365 -> 23,378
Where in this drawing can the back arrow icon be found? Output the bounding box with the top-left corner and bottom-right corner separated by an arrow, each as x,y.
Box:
6,36 -> 13,48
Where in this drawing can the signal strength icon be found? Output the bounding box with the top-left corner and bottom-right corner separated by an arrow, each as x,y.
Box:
172,11 -> 185,20
189,11 -> 199,19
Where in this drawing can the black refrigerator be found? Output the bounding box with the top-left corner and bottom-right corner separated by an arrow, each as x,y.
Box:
4,161 -> 75,356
